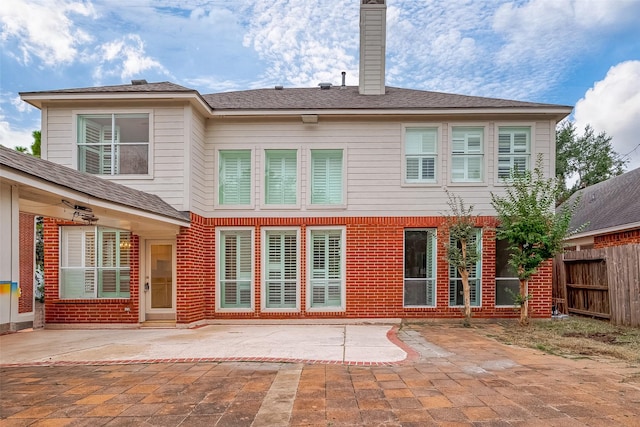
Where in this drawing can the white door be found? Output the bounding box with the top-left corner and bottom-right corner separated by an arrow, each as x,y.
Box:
144,241 -> 175,321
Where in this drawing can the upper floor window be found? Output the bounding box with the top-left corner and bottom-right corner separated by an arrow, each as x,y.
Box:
311,150 -> 343,205
265,149 -> 297,205
219,150 -> 251,205
451,127 -> 483,182
77,114 -> 149,175
60,226 -> 131,299
405,128 -> 437,183
498,127 -> 531,179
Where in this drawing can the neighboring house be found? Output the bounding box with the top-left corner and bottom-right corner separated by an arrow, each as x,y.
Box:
13,1 -> 572,327
563,167 -> 640,250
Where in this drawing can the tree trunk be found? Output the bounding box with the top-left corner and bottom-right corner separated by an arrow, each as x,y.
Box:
461,269 -> 471,327
519,278 -> 529,326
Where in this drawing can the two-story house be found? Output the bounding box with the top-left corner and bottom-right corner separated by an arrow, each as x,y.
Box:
14,0 -> 572,327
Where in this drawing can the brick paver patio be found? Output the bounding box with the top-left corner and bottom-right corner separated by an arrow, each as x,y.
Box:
2,323 -> 639,426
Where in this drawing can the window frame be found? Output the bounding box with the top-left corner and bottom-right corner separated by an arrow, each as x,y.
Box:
495,124 -> 534,183
215,227 -> 255,312
262,149 -> 301,209
494,238 -> 520,307
308,148 -> 347,209
450,125 -> 486,184
402,125 -> 441,186
403,228 -> 437,308
448,228 -> 482,307
306,226 -> 347,312
261,227 -> 301,313
73,110 -> 153,179
59,226 -> 131,300
215,148 -> 255,209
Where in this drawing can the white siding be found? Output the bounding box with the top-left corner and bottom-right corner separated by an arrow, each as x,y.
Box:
204,118 -> 556,218
189,110 -> 212,216
45,108 -> 74,167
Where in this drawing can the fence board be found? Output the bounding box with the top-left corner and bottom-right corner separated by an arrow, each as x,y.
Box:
554,244 -> 640,327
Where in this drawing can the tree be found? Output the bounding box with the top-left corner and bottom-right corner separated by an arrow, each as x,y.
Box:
443,191 -> 480,327
31,130 -> 41,158
491,155 -> 580,326
556,121 -> 626,203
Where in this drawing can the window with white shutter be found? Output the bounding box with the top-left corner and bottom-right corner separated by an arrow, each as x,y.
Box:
219,230 -> 252,309
60,227 -> 131,299
77,114 -> 149,176
264,230 -> 298,309
498,127 -> 531,179
404,229 -> 437,307
265,150 -> 297,205
311,150 -> 343,205
405,128 -> 438,183
448,228 -> 481,306
219,150 -> 251,205
309,229 -> 344,309
451,127 -> 483,182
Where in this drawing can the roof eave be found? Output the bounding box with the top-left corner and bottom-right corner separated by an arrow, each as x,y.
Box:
565,221 -> 640,241
20,92 -> 213,116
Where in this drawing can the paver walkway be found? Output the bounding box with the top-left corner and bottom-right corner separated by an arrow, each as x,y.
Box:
2,323 -> 639,426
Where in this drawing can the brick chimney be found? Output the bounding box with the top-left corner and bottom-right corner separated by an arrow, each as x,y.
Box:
359,0 -> 387,95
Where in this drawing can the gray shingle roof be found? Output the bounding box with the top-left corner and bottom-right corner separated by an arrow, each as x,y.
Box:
0,145 -> 190,223
19,81 -> 196,95
203,86 -> 569,111
21,81 -> 571,112
566,167 -> 640,234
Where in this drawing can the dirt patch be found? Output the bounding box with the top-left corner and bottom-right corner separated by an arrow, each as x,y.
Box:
562,331 -> 622,345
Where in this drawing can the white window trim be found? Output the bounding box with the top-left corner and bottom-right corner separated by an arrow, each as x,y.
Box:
261,227 -> 301,313
215,227 -> 255,313
59,226 -> 131,300
260,148 -> 302,210
401,124 -> 442,187
214,147 -> 256,210
306,226 -> 347,313
448,228 -> 483,308
403,228 -> 437,308
72,109 -> 154,180
494,122 -> 536,185
448,124 -> 487,186
306,147 -> 348,210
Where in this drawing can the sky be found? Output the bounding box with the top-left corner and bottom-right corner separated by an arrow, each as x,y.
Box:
1,0 -> 639,170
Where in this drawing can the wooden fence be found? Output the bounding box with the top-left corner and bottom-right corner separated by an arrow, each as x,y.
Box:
553,244 -> 640,327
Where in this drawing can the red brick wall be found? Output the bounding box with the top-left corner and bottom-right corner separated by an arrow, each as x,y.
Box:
43,218 -> 140,324
19,213 -> 35,313
594,228 -> 640,248
41,214 -> 553,325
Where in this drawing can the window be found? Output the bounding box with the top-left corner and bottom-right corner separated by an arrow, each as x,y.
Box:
405,128 -> 437,183
451,127 -> 483,182
219,150 -> 251,205
495,239 -> 519,306
265,150 -> 297,205
404,229 -> 437,307
218,229 -> 253,309
264,230 -> 298,309
448,228 -> 481,306
309,229 -> 345,309
60,227 -> 130,299
77,114 -> 149,175
498,127 -> 531,179
311,150 -> 343,205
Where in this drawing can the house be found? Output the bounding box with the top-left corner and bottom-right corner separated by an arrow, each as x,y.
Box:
7,0 -> 572,329
563,166 -> 640,250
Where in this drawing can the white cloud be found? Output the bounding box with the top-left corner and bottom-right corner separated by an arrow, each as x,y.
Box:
0,0 -> 96,66
0,118 -> 35,151
91,34 -> 170,82
574,61 -> 640,170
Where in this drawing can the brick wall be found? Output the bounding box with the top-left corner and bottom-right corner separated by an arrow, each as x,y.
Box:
43,218 -> 140,324
41,214 -> 553,325
594,228 -> 640,248
18,213 -> 35,314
